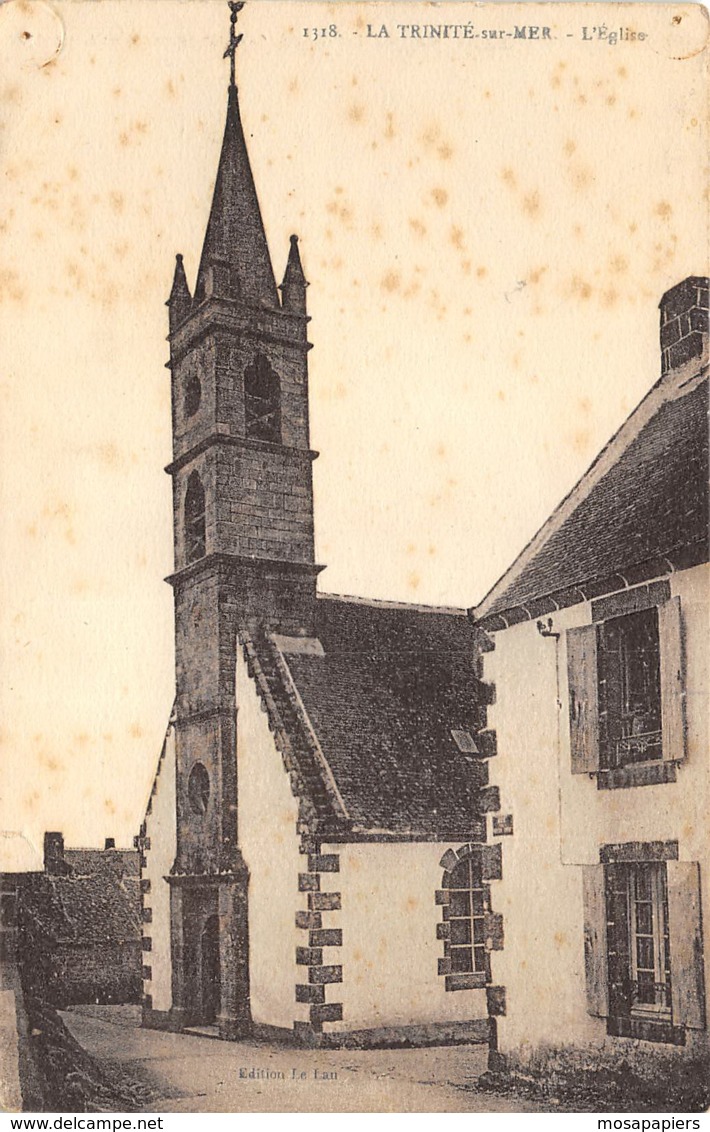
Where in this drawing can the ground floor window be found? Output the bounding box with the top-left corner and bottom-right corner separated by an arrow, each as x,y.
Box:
446,854 -> 488,975
437,843 -> 502,991
584,849 -> 706,1044
607,862 -> 671,1021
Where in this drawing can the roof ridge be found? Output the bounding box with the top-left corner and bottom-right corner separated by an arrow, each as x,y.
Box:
241,633 -> 342,837
317,591 -> 467,616
268,636 -> 350,823
140,704 -> 177,827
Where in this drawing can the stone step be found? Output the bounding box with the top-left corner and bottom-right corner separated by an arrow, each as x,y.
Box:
182,1024 -> 221,1040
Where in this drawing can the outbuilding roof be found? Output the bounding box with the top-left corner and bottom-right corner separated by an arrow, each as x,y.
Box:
21,849 -> 141,946
243,594 -> 489,840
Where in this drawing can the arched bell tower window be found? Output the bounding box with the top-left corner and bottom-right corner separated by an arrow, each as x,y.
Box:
184,471 -> 206,564
244,353 -> 281,443
187,762 -> 210,815
184,373 -> 202,418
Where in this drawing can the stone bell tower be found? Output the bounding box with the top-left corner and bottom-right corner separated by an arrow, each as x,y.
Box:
165,4 -> 321,1037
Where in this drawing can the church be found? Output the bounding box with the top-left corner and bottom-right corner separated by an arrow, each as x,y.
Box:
138,6 -> 708,1084
138,9 -> 496,1047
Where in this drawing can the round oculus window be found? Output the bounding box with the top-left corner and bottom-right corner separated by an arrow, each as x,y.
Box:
187,762 -> 210,815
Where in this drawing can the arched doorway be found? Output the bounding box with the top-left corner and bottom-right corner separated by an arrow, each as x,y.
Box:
200,914 -> 221,1024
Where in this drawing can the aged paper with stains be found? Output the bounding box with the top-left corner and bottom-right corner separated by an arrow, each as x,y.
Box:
0,0 -> 708,1114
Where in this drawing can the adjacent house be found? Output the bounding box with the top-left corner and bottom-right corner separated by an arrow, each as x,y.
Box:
19,833 -> 142,1007
470,276 -> 709,1077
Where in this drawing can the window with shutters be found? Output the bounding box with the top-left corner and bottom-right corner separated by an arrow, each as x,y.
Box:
606,862 -> 671,1023
598,608 -> 662,768
583,853 -> 706,1044
244,353 -> 281,443
567,592 -> 686,786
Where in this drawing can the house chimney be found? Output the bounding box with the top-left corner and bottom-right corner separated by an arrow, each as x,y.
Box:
659,276 -> 709,377
104,837 -> 116,850
44,831 -> 65,875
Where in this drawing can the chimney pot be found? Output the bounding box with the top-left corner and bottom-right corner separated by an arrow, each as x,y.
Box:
44,831 -> 65,874
659,276 -> 709,376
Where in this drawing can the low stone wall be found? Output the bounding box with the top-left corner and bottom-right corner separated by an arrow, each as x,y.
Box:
485,1041 -> 710,1112
21,994 -> 150,1112
9,886 -> 145,1110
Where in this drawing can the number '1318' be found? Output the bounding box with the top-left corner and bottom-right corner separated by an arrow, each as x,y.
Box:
303,25 -> 339,39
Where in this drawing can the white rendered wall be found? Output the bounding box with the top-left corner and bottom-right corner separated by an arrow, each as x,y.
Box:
483,564 -> 709,1058
236,648 -> 303,1030
142,725 -> 177,1014
322,840 -> 488,1032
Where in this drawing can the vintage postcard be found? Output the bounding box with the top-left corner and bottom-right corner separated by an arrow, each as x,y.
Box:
0,0 -> 708,1115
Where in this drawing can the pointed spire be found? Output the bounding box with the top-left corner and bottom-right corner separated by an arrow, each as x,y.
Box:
193,83 -> 279,309
280,234 -> 308,315
167,254 -> 192,332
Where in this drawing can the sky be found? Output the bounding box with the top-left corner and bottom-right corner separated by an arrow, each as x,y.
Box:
0,0 -> 707,852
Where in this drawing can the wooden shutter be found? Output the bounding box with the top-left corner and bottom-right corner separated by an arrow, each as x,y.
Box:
567,625 -> 600,773
667,860 -> 706,1030
582,864 -> 609,1017
659,596 -> 686,763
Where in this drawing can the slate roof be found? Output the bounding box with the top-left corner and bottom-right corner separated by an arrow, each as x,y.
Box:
243,595 -> 488,839
22,850 -> 141,946
473,374 -> 709,627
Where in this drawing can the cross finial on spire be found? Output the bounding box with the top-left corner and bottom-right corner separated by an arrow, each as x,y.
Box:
224,1 -> 245,88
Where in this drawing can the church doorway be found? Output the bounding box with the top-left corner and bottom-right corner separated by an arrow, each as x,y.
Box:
200,914 -> 221,1024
